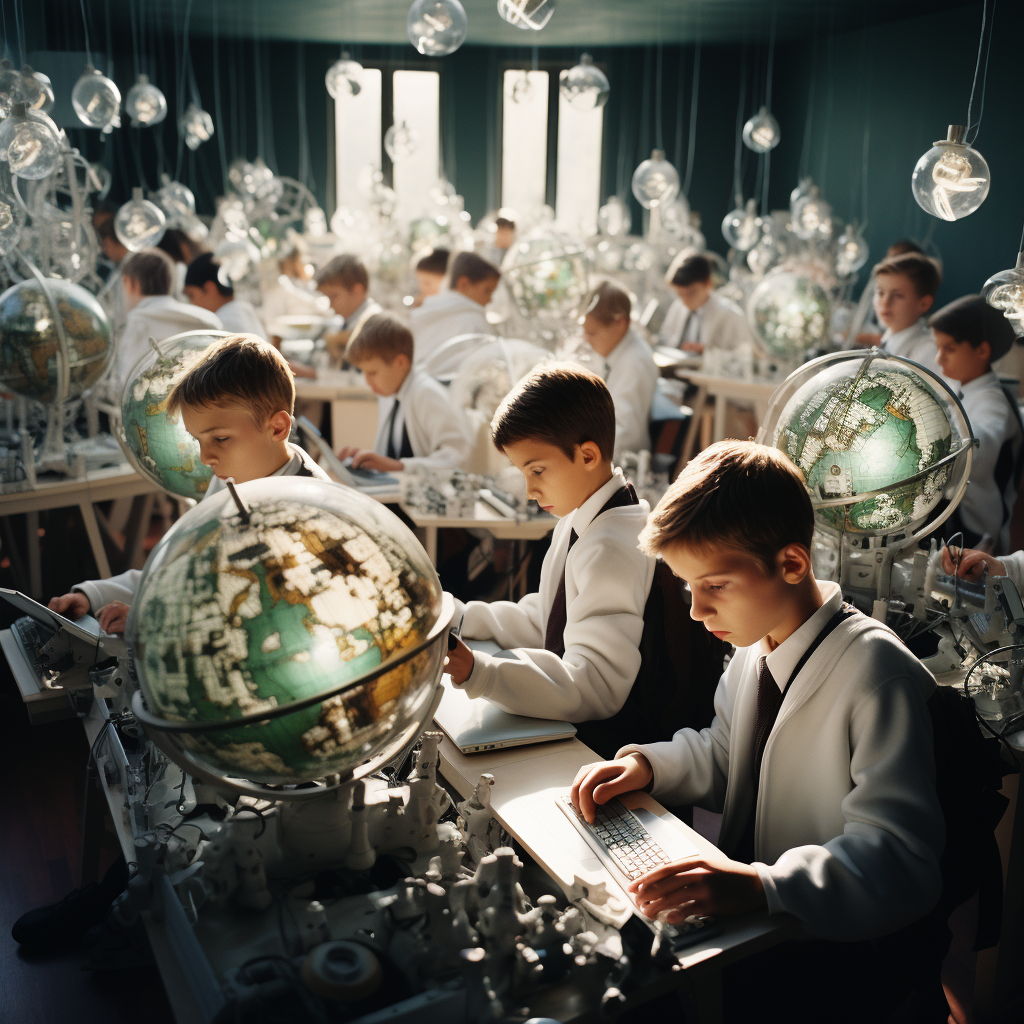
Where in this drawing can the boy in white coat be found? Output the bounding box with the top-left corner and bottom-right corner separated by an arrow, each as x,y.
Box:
445,365 -> 656,724
573,441 -> 944,1020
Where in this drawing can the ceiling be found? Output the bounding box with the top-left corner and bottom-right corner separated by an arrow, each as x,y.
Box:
106,0 -> 981,47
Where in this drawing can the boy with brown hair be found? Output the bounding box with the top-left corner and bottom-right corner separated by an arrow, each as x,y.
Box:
865,251 -> 942,367
412,247 -> 450,308
337,312 -> 469,472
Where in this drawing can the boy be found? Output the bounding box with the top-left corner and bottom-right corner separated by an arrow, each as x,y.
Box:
853,239 -> 926,347
481,215 -> 516,268
411,251 -> 499,367
107,247 -> 222,401
261,242 -> 330,344
861,251 -> 941,368
411,247 -> 450,308
579,281 -> 657,459
932,294 -> 1022,551
572,441 -> 944,1018
184,253 -> 267,339
337,313 -> 470,472
659,254 -> 753,353
445,365 -> 656,724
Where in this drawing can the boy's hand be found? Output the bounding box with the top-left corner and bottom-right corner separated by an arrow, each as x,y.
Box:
48,592 -> 90,619
941,545 -> 1004,582
96,601 -> 131,634
445,636 -> 475,686
350,451 -> 403,472
571,753 -> 654,823
628,847 -> 766,921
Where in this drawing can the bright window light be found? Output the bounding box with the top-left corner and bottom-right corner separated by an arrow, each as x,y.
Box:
556,84 -> 604,235
334,67 -> 382,212
392,69 -> 441,220
501,69 -> 549,217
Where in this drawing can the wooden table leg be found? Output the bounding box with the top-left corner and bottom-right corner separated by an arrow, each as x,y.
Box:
78,501 -> 112,579
676,385 -> 709,477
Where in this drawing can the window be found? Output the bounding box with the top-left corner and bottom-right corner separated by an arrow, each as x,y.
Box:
392,69 -> 441,220
501,69 -> 549,217
334,68 -> 382,213
555,86 -> 604,235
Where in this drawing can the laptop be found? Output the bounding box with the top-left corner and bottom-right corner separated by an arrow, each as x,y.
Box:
295,416 -> 400,496
434,639 -> 577,753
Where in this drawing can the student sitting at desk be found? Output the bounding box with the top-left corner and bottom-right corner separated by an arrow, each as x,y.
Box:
445,365 -> 657,726
658,254 -> 753,354
184,253 -> 267,340
411,247 -> 449,308
336,313 -> 470,473
860,251 -> 941,369
571,440 -> 945,1022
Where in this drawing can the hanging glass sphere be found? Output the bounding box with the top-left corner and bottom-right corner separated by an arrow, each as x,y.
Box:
0,61 -> 20,119
631,150 -> 680,210
658,196 -> 692,239
497,0 -> 556,31
836,223 -> 870,276
510,70 -> 533,104
115,188 -> 167,251
180,103 -> 214,151
406,0 -> 469,57
596,195 -> 631,237
748,269 -> 831,357
325,52 -> 363,99
560,53 -> 610,111
385,121 -> 420,162
722,198 -> 761,251
790,185 -> 833,241
19,66 -> 55,113
124,75 -> 167,127
89,161 -> 112,198
214,237 -> 261,284
983,254 -> 1024,337
0,104 -> 63,180
304,206 -> 328,235
0,215 -> 20,255
0,197 -> 12,232
742,106 -> 780,153
789,176 -> 814,210
911,124 -> 990,222
153,177 -> 196,226
747,224 -> 783,277
71,65 -> 122,133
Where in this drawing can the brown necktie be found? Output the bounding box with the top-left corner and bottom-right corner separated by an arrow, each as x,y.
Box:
752,657 -> 784,791
543,529 -> 578,657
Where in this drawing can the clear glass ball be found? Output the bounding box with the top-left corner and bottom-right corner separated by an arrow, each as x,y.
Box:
790,187 -> 833,241
19,66 -> 55,113
911,140 -> 990,222
325,52 -> 364,99
742,106 -> 780,153
560,53 -> 609,111
0,61 -> 19,119
124,74 -> 167,127
214,237 -> 261,284
71,66 -> 121,133
597,195 -> 631,237
180,103 -> 214,151
406,0 -> 469,57
115,193 -> 167,251
0,216 -> 20,255
153,178 -> 196,225
789,176 -> 814,210
631,150 -> 680,210
747,269 -> 831,356
747,227 -> 783,277
497,0 -> 556,30
509,70 -> 533,103
0,106 -> 63,180
88,161 -> 112,198
304,206 -> 328,236
658,195 -> 692,239
983,259 -> 1024,337
836,224 -> 870,276
385,120 -> 420,162
721,198 -> 761,251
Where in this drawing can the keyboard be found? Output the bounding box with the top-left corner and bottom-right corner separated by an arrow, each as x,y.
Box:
12,616 -> 57,679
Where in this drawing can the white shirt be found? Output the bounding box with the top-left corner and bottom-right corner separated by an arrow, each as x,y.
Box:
881,318 -> 940,372
453,469 -> 656,722
600,328 -> 658,458
411,290 -> 493,367
216,298 -> 268,339
659,292 -> 753,352
997,550 -> 1024,594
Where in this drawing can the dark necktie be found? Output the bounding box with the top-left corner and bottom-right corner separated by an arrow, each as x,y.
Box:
752,657 -> 783,792
384,399 -> 401,460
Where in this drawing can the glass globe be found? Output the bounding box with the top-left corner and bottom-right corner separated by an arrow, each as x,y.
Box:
631,149 -> 680,210
88,161 -> 112,198
836,223 -> 870,276
746,221 -> 785,277
124,74 -> 167,127
325,52 -> 363,99
789,176 -> 814,210
153,177 -> 196,226
983,253 -> 1024,337
0,198 -> 21,255
385,120 -> 420,162
406,0 -> 469,57
658,195 -> 692,239
790,185 -> 833,242
497,0 -> 556,30
911,125 -> 989,222
597,195 -> 631,237
115,189 -> 167,251
560,53 -> 609,111
0,104 -> 63,180
214,237 -> 261,284
71,65 -> 121,133
742,106 -> 780,153
0,61 -> 20,119
500,230 -> 589,323
304,205 -> 328,236
747,268 -> 831,356
180,102 -> 214,151
722,198 -> 761,251
19,66 -> 54,113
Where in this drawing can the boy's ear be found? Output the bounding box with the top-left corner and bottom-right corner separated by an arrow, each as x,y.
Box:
578,440 -> 604,468
776,542 -> 813,584
919,293 -> 935,315
978,340 -> 992,363
268,410 -> 292,440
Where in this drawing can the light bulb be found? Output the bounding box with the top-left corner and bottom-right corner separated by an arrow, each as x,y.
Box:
497,0 -> 556,30
836,223 -> 870,276
911,124 -> 990,222
0,61 -> 19,119
214,237 -> 261,284
509,70 -> 533,103
722,198 -> 761,251
115,188 -> 167,251
406,0 -> 468,57
71,65 -> 121,133
385,120 -> 420,161
0,103 -> 63,180
304,206 -> 328,235
124,75 -> 167,127
325,52 -> 363,99
180,103 -> 214,151
658,196 -> 692,239
790,185 -> 832,241
0,197 -> 12,231
597,195 -> 631,237
560,53 -> 610,111
19,66 -> 54,114
0,213 -> 20,255
89,161 -> 112,198
631,149 -> 680,210
789,176 -> 814,210
747,224 -> 782,277
742,106 -> 780,153
983,253 -> 1024,336
153,177 -> 196,226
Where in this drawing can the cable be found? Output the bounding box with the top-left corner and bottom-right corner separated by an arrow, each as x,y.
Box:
965,0 -> 993,144
682,34 -> 700,199
654,7 -> 664,153
78,0 -> 93,67
731,43 -> 748,205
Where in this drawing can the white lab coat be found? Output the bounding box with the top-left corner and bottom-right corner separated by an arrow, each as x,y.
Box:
454,470 -> 656,722
216,298 -> 268,339
659,292 -> 754,351
601,328 -> 658,458
411,291 -> 493,367
372,367 -> 471,471
881,318 -> 940,372
619,582 -> 944,942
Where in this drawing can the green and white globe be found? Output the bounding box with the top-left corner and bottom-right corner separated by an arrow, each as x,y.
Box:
748,269 -> 831,357
772,355 -> 959,534
0,278 -> 112,404
120,330 -> 227,500
501,232 -> 589,324
128,477 -> 448,786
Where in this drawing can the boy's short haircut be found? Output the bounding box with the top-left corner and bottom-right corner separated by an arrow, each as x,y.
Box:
167,334 -> 295,421
450,251 -> 501,286
345,312 -> 414,365
640,440 -> 813,570
184,252 -> 233,297
415,247 -> 450,276
887,239 -> 924,257
122,248 -> 175,297
314,254 -> 369,292
491,364 -> 615,462
495,216 -> 516,231
930,294 -> 1016,360
157,227 -> 206,265
872,252 -> 941,298
583,280 -> 631,324
671,255 -> 713,288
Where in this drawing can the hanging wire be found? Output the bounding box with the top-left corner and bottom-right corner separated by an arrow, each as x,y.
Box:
78,0 -> 94,66
296,42 -> 311,191
128,0 -> 139,80
212,0 -> 229,191
176,0 -> 196,181
965,0 -> 996,145
673,42 -> 686,175
763,3 -> 776,112
682,30 -> 701,198
798,9 -> 819,182
731,42 -> 748,205
818,5 -> 835,194
859,30 -> 872,231
654,4 -> 664,152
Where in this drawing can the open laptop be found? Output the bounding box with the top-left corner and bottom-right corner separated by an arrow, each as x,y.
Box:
434,639 -> 577,753
295,416 -> 400,496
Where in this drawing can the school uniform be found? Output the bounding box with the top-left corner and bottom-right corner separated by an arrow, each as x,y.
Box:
619,581 -> 945,942
73,444 -> 330,613
216,297 -> 268,339
600,328 -> 658,458
659,292 -> 753,351
411,290 -> 493,368
880,317 -> 939,371
372,367 -> 470,471
454,469 -> 656,722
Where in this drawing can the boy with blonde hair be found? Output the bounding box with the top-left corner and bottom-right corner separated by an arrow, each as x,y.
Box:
867,251 -> 942,368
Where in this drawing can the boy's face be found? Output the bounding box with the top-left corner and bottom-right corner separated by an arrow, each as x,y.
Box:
122,275 -> 142,311
457,275 -> 499,307
318,280 -> 366,319
354,354 -> 411,397
582,314 -> 629,357
181,400 -> 292,484
673,280 -> 712,312
933,329 -> 991,385
415,269 -> 444,299
494,225 -> 515,250
502,438 -> 608,518
184,280 -> 227,313
873,272 -> 933,333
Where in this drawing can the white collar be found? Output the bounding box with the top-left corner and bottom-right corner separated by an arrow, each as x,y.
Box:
881,317 -> 930,345
394,365 -> 421,404
568,467 -> 629,533
959,370 -> 999,396
603,328 -> 641,369
761,581 -> 843,693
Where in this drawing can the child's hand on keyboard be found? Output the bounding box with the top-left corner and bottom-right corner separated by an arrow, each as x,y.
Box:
97,601 -> 131,634
628,846 -> 766,921
48,592 -> 90,619
571,754 -> 654,823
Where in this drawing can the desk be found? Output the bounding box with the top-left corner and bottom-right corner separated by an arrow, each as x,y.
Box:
293,373 -> 378,451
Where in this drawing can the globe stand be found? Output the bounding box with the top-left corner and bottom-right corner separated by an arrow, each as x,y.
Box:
33,401 -> 76,476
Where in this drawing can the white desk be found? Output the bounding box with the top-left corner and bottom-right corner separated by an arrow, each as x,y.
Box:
293,373 -> 378,451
